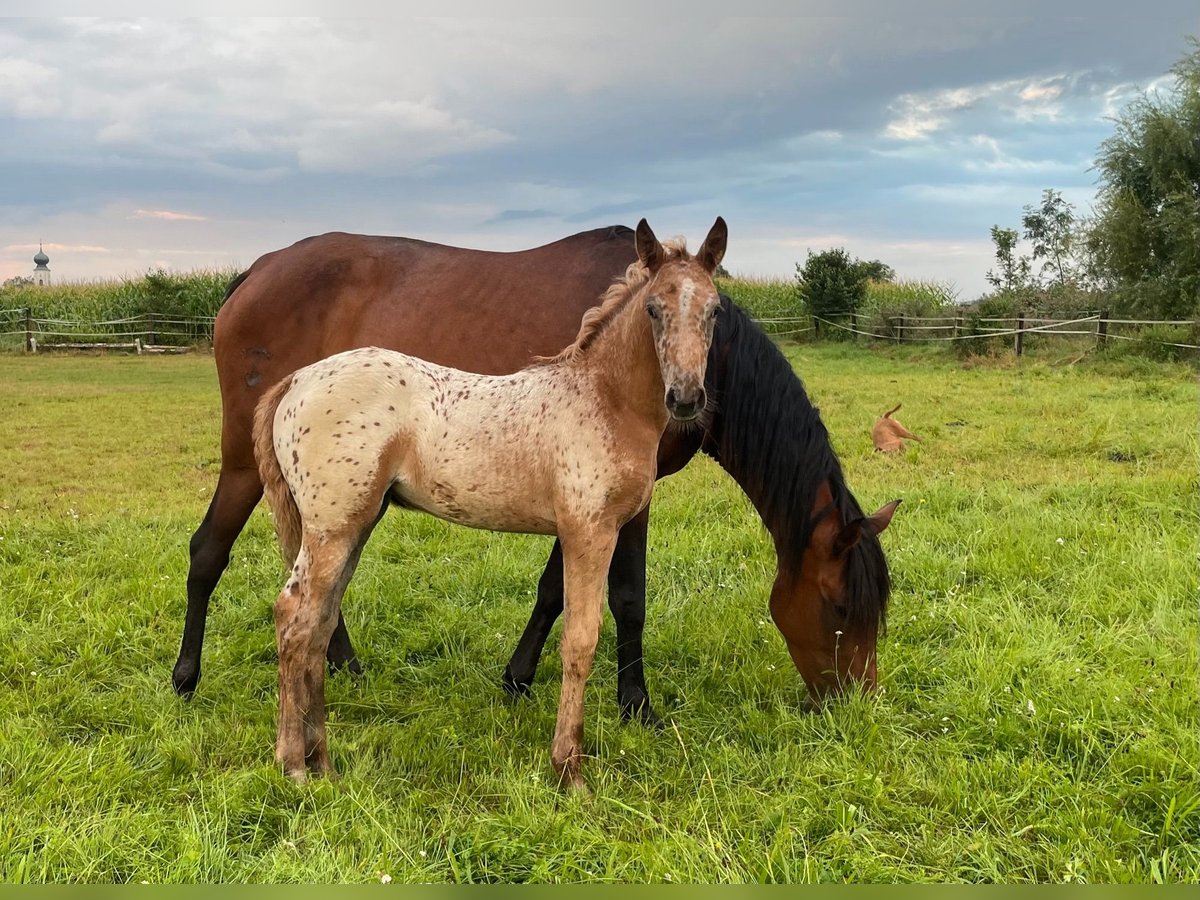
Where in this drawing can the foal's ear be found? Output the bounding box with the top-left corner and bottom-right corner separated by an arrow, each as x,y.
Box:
697,216 -> 728,274
635,218 -> 665,273
832,499 -> 901,557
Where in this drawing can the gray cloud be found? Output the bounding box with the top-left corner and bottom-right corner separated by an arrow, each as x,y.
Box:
1,12 -> 1197,295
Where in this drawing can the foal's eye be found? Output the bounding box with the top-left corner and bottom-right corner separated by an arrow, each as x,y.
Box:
832,604 -> 849,620
709,305 -> 722,319
646,305 -> 661,320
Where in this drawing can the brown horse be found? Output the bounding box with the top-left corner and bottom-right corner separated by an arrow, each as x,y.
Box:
174,224 -> 895,716
254,220 -> 726,788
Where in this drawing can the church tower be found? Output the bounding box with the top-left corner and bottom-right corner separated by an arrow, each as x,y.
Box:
33,244 -> 50,287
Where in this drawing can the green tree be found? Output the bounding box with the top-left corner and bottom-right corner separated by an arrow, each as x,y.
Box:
1087,39 -> 1200,318
984,225 -> 1033,292
854,259 -> 896,283
795,248 -> 871,317
1022,189 -> 1077,288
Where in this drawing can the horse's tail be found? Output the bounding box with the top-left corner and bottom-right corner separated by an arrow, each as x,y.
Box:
253,374 -> 302,567
883,403 -> 902,419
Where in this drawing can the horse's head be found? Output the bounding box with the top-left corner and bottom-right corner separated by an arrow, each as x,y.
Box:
769,483 -> 900,705
635,217 -> 727,422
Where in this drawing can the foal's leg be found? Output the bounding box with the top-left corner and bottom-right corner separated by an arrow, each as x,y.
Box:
275,530 -> 365,780
503,511 -> 659,725
551,527 -> 618,792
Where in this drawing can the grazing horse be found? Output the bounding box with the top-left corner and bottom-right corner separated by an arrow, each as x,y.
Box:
504,297 -> 899,704
174,223 -> 895,717
253,219 -> 727,789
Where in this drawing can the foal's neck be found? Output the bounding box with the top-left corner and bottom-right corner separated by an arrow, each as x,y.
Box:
575,289 -> 665,427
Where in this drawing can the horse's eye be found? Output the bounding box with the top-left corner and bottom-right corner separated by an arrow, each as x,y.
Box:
646,305 -> 661,320
833,604 -> 849,620
709,305 -> 722,319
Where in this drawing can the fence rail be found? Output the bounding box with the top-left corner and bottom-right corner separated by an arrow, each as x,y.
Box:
1,306 -> 1197,357
0,309 -> 215,353
752,309 -> 1200,355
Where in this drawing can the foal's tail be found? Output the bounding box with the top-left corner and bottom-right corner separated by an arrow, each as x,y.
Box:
882,403 -> 902,419
253,374 -> 303,568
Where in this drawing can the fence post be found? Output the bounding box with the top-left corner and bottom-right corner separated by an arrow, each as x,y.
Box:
1097,310 -> 1109,348
24,307 -> 32,353
849,311 -> 857,342
897,314 -> 906,344
148,313 -> 157,347
954,313 -> 963,339
813,315 -> 820,341
1014,311 -> 1025,357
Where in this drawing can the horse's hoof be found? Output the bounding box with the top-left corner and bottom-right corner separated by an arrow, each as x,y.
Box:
619,694 -> 663,730
501,666 -> 533,698
328,655 -> 363,677
171,665 -> 199,698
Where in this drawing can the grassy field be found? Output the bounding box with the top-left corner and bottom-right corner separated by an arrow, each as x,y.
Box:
0,345 -> 1196,883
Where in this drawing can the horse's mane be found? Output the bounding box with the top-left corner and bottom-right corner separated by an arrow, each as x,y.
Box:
538,237 -> 690,365
705,296 -> 891,632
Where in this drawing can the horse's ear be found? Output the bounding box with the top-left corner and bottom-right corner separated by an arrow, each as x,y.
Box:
698,216 -> 728,274
636,218 -> 665,273
832,499 -> 901,557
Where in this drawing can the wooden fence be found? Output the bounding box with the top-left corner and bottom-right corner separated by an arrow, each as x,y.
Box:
2,306 -> 1197,357
759,310 -> 1200,355
0,309 -> 215,353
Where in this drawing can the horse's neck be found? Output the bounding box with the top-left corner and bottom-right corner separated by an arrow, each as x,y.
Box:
577,293 -> 665,425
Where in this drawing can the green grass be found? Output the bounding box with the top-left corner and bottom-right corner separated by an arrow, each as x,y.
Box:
0,346 -> 1196,883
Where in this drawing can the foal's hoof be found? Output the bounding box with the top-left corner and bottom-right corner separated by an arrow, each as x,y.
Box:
501,666 -> 533,698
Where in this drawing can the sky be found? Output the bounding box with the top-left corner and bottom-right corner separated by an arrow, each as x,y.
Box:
1,12 -> 1197,299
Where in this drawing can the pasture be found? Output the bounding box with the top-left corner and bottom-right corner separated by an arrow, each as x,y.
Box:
0,345 -> 1196,883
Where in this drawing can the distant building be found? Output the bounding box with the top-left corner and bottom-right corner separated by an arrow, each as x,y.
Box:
33,244 -> 50,287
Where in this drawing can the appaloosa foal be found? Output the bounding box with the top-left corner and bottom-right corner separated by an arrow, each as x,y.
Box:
253,217 -> 727,791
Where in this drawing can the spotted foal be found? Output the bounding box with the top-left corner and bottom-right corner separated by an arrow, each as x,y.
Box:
253,217 -> 727,790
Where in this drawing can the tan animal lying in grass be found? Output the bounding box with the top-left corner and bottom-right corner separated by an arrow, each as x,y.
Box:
873,403 -> 921,453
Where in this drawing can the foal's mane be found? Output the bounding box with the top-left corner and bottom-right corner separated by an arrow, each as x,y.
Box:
705,297 -> 891,632
538,238 -> 691,365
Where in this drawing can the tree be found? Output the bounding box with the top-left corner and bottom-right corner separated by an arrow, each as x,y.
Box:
854,259 -> 896,283
1,275 -> 33,290
1022,189 -> 1076,288
984,225 -> 1032,292
1086,39 -> 1200,318
796,248 -> 872,317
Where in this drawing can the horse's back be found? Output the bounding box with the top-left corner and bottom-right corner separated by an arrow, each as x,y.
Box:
214,227 -> 637,468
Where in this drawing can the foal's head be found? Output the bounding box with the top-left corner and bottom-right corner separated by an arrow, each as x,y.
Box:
635,217 -> 727,422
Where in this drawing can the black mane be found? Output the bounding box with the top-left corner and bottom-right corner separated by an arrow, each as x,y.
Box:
703,295 -> 890,631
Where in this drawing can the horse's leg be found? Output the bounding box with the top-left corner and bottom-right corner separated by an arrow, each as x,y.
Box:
173,466 -> 359,697
550,526 -> 618,793
606,505 -> 660,727
501,539 -> 564,697
173,466 -> 262,696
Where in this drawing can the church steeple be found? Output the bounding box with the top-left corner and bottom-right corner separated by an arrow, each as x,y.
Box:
33,243 -> 50,287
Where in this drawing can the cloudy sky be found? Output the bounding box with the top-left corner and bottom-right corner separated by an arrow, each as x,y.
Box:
1,11 -> 1197,298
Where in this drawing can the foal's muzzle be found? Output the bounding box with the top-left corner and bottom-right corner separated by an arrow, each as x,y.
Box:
666,385 -> 706,422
